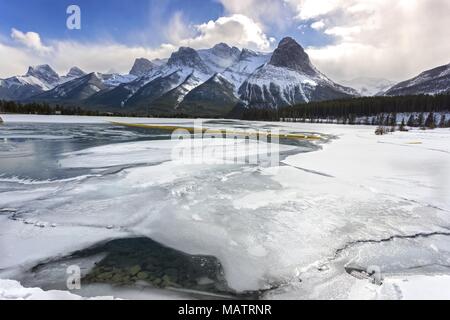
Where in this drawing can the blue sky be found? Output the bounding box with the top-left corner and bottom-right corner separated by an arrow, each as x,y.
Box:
0,0 -> 330,48
1,0 -> 220,46
0,0 -> 448,81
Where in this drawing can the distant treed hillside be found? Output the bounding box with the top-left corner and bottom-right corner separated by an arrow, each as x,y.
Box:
2,94 -> 450,128
242,94 -> 450,127
0,100 -> 208,118
0,100 -> 120,117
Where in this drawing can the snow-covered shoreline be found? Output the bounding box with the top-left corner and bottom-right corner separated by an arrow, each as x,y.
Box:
0,279 -> 115,300
3,274 -> 450,300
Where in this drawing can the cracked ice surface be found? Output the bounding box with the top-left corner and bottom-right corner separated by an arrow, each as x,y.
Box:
1,115 -> 450,299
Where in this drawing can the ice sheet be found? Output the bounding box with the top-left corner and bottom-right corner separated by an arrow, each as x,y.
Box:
1,116 -> 450,298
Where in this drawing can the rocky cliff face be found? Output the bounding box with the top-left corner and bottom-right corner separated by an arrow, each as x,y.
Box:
167,47 -> 211,75
238,37 -> 358,109
268,37 -> 318,76
129,58 -> 156,77
26,65 -> 61,87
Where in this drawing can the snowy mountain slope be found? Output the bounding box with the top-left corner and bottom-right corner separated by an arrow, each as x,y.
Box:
341,77 -> 395,96
0,76 -> 48,100
129,58 -> 156,77
167,47 -> 212,75
197,43 -> 241,74
124,70 -> 191,110
84,45 -> 241,114
28,71 -> 137,106
100,73 -> 137,87
221,49 -> 271,93
32,73 -> 109,102
25,65 -> 60,88
0,65 -> 93,101
58,67 -> 88,85
143,73 -> 208,114
239,64 -> 318,108
151,58 -> 168,67
124,47 -> 215,111
239,37 -> 358,108
385,63 -> 450,96
178,73 -> 240,117
0,65 -> 62,100
86,65 -> 171,109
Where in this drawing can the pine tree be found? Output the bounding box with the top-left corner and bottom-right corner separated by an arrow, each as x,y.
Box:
439,114 -> 447,128
417,113 -> 425,127
389,113 -> 397,126
399,118 -> 408,131
407,115 -> 415,127
425,112 -> 436,129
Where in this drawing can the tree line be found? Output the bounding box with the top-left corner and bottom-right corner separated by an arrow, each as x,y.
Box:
241,94 -> 450,128
2,94 -> 450,128
0,100 -> 221,119
0,100 -> 144,117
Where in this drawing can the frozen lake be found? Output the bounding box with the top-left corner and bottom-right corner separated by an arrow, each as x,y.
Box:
1,115 -> 450,300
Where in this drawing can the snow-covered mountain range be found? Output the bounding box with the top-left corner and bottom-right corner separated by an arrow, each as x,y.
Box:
341,77 -> 395,96
0,65 -> 86,101
1,37 -> 449,117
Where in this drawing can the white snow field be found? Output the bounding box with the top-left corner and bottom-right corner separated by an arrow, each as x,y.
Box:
0,114 -> 449,300
0,279 -> 115,300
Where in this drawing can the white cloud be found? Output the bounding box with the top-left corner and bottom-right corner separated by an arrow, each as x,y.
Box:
47,42 -> 176,76
0,42 -> 40,77
164,11 -> 196,44
0,35 -> 176,78
3,1 -> 449,82
218,0 -> 290,30
0,14 -> 273,78
287,0 -> 450,81
310,20 -> 325,30
287,0 -> 343,20
178,14 -> 273,51
10,28 -> 52,53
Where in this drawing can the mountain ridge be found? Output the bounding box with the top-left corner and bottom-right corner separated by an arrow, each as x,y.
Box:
1,37 -> 448,117
384,63 -> 450,96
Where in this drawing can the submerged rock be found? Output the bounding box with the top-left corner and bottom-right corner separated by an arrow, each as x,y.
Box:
28,237 -> 263,299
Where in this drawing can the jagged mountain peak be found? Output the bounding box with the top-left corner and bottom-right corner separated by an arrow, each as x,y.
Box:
213,43 -> 231,50
26,64 -> 60,84
129,58 -> 156,77
239,48 -> 259,60
27,64 -> 57,75
210,73 -> 228,84
169,47 -> 199,64
168,47 -> 210,74
269,37 -> 317,76
211,43 -> 241,58
278,36 -> 300,47
87,72 -> 102,80
66,67 -> 86,78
